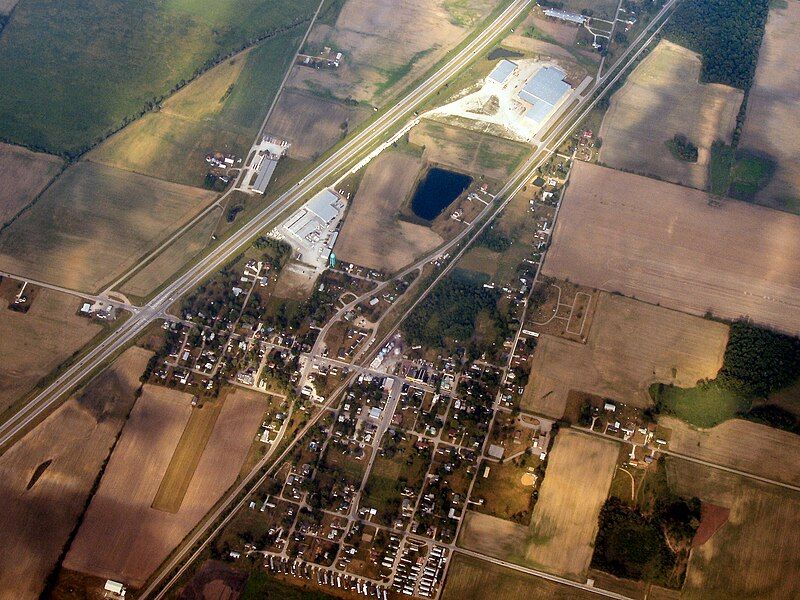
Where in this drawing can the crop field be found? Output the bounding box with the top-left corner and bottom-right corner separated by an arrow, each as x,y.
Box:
442,553 -> 601,600
458,511 -> 530,562
64,385 -> 265,587
265,90 -> 371,161
0,0 -> 319,154
739,1 -> 800,212
334,150 -> 443,272
524,430 -> 618,580
661,416 -> 800,487
599,40 -> 743,190
667,458 -> 800,599
409,120 -> 531,181
0,142 -> 62,225
0,162 -> 216,292
0,347 -> 150,600
119,207 -> 222,300
0,288 -> 103,415
521,293 -> 728,418
543,161 -> 800,335
289,0 -> 498,106
89,28 -> 307,187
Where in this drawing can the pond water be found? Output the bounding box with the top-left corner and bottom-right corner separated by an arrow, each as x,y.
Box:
410,167 -> 472,221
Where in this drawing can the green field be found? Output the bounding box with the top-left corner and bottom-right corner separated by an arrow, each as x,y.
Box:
709,142 -> 775,199
90,27 -> 307,186
0,0 -> 318,155
651,381 -> 751,428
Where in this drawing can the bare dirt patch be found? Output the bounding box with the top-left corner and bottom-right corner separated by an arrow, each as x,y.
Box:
660,415 -> 800,486
458,510 -> 530,562
0,142 -> 62,225
0,347 -> 150,600
543,161 -> 800,334
334,150 -> 442,272
525,429 -> 618,580
64,385 -> 266,587
265,90 -> 370,161
522,293 -> 728,418
667,458 -> 800,599
599,40 -> 743,190
739,1 -> 800,211
692,503 -> 729,547
0,287 -> 102,415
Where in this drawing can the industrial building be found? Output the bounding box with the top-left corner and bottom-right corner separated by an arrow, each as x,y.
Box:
274,188 -> 346,268
542,7 -> 587,25
519,66 -> 572,127
251,137 -> 290,195
487,59 -> 518,85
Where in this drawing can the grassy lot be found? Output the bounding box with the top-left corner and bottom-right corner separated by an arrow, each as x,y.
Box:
472,457 -> 538,523
651,381 -> 751,428
709,142 -> 775,199
0,0 -> 318,155
90,26 -> 308,187
241,569 -> 335,599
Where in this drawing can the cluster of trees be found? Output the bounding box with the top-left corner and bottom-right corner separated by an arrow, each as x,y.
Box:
719,321 -> 800,396
666,133 -> 699,162
403,270 -> 500,350
665,0 -> 770,91
592,494 -> 700,586
478,228 -> 512,252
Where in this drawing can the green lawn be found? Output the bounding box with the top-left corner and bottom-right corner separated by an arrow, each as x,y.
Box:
0,0 -> 318,155
708,142 -> 774,200
241,569 -> 335,600
650,381 -> 751,428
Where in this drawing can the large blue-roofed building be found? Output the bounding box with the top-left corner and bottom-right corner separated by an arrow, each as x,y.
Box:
519,66 -> 571,127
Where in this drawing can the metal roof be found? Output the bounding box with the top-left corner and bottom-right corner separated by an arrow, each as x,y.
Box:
253,157 -> 278,193
543,7 -> 587,25
488,59 -> 517,84
525,103 -> 554,125
306,189 -> 340,223
519,66 -> 571,106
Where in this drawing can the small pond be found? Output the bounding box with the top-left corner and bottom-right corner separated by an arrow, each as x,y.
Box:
410,167 -> 473,221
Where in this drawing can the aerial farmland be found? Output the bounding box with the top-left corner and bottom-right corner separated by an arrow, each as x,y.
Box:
0,0 -> 799,599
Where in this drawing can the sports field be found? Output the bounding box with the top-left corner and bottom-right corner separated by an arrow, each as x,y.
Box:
64,385 -> 265,587
667,458 -> 800,599
525,430 -> 618,580
0,288 -> 102,415
334,150 -> 443,272
0,347 -> 150,600
290,0 -> 498,106
521,293 -> 729,418
600,40 -> 743,190
409,120 -> 531,181
442,554 -> 601,600
0,162 -> 216,292
90,28 -> 307,187
265,89 -> 371,161
661,416 -> 800,486
543,161 -> 800,334
0,0 -> 319,154
0,143 -> 62,225
739,0 -> 800,212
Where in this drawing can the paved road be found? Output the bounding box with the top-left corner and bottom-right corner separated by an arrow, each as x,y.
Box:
0,270 -> 137,313
0,0 -> 530,450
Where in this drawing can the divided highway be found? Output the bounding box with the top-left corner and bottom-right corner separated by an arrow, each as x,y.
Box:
0,0 -> 530,449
